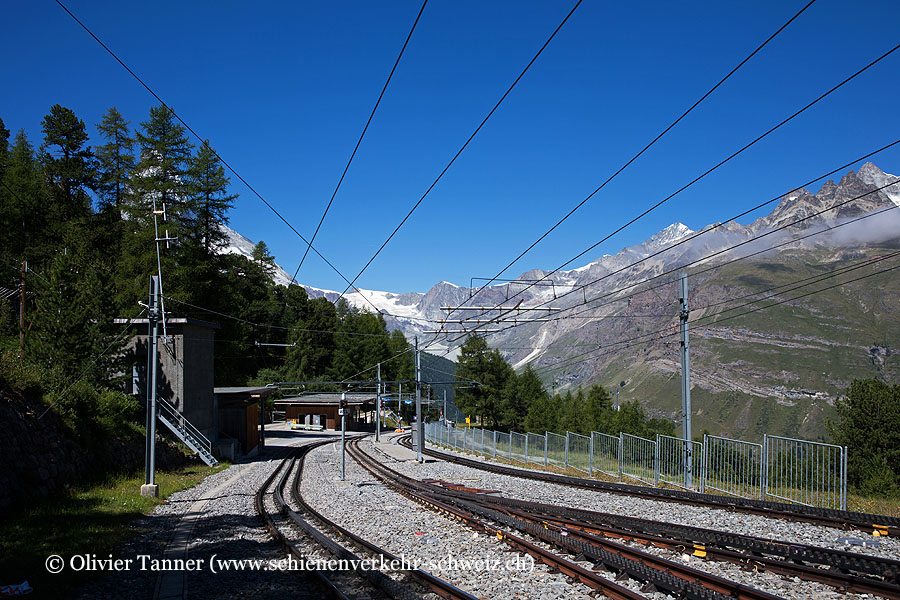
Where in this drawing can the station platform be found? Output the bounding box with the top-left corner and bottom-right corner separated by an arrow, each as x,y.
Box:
371,429 -> 421,462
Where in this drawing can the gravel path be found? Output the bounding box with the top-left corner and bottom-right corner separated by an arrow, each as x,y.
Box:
300,439 -> 657,600
73,444 -> 322,600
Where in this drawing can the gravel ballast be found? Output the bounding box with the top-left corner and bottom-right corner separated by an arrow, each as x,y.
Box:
300,439 -> 651,600
354,435 -> 893,600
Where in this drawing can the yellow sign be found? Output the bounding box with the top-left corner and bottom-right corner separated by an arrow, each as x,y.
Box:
466,416 -> 470,424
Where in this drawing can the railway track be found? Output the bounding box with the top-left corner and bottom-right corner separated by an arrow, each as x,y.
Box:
255,437 -> 478,600
400,434 -> 900,537
358,436 -> 900,599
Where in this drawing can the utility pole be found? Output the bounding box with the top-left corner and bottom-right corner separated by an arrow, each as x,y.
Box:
679,273 -> 692,487
415,337 -> 423,463
443,389 -> 447,424
142,276 -> 161,498
340,392 -> 347,481
376,363 -> 382,442
19,261 -> 25,361
615,386 -> 619,411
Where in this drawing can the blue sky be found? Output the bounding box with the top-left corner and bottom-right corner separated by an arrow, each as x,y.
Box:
3,0 -> 900,293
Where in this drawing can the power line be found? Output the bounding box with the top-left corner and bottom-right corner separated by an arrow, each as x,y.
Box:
291,0 -> 429,281
164,295 -> 423,337
435,38 -> 900,342
449,0 -> 819,326
53,0 -> 385,317
509,200 -> 900,332
335,0 -> 584,303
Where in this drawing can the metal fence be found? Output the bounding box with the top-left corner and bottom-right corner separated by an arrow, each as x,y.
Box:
465,428 -> 476,453
567,431 -> 592,474
704,434 -> 763,499
591,431 -> 620,477
454,427 -> 465,451
765,434 -> 846,510
483,430 -> 496,458
657,434 -> 703,492
496,431 -> 511,460
621,433 -> 657,486
424,423 -> 847,509
510,431 -> 527,464
545,432 -> 566,468
526,432 -> 547,466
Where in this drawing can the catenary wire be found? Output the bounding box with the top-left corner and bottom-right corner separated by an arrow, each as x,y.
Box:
438,144 -> 900,346
53,0 -> 386,316
291,0 -> 429,281
501,200 -> 900,332
434,39 -> 900,343
447,0 -> 820,327
535,255 -> 900,375
335,0 -> 584,303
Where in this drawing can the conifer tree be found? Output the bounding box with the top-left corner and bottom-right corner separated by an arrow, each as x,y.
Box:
2,131 -> 51,264
186,140 -> 235,255
0,117 -> 9,176
251,240 -> 276,275
132,104 -> 193,224
95,107 -> 135,214
41,105 -> 95,222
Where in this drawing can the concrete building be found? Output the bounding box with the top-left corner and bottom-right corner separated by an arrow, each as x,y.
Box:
119,317 -> 219,442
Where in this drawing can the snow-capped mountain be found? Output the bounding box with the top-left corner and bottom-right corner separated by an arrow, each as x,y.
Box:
219,162 -> 900,361
220,226 -> 297,287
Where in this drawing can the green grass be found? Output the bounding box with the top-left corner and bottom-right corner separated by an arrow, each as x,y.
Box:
0,462 -> 228,598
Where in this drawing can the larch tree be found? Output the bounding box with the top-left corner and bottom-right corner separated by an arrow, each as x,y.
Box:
186,140 -> 235,255
95,107 -> 135,214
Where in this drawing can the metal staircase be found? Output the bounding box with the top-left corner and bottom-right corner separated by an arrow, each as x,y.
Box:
383,408 -> 404,427
156,397 -> 218,466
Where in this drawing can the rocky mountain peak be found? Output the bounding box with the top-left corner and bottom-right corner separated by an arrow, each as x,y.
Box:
645,222 -> 694,250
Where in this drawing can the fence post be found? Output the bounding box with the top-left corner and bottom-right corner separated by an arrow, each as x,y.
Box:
699,436 -> 706,493
525,435 -> 529,465
654,434 -> 660,488
543,432 -> 549,466
565,432 -> 570,470
509,432 -> 513,461
842,445 -> 848,511
589,434 -> 594,474
762,434 -> 768,501
493,431 -> 497,459
618,432 -> 623,480
481,428 -> 485,455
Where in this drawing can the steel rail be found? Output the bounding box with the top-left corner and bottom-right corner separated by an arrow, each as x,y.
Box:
254,446 -> 351,600
403,435 -> 900,535
417,477 -> 900,585
346,438 -> 650,600
288,438 -> 481,600
391,435 -> 900,598
498,506 -> 900,599
348,437 -> 801,600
